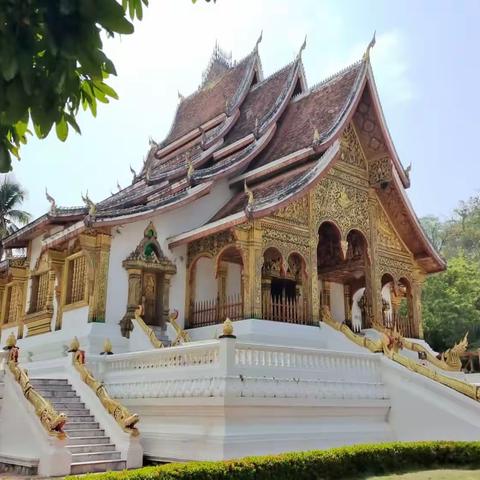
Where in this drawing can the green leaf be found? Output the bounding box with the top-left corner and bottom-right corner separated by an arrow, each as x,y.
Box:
55,116 -> 69,141
96,0 -> 135,34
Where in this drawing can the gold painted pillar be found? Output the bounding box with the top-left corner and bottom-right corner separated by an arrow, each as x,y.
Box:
367,190 -> 382,327
161,273 -> 172,328
49,250 -> 66,331
411,271 -> 426,339
121,267 -> 142,337
236,222 -> 263,318
217,262 -> 228,314
80,232 -> 111,323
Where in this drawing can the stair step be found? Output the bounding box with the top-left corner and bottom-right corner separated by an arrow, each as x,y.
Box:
31,384 -> 75,392
30,379 -> 68,386
38,390 -> 78,398
48,396 -> 82,403
68,415 -> 95,422
51,401 -> 86,409
71,451 -> 121,463
65,421 -> 100,431
67,428 -> 105,438
68,443 -> 116,454
67,436 -> 112,446
70,459 -> 126,475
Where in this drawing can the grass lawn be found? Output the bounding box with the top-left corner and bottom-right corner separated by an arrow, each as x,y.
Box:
368,470 -> 480,479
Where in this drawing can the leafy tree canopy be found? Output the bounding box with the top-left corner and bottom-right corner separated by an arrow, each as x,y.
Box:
0,0 -> 213,173
421,194 -> 480,351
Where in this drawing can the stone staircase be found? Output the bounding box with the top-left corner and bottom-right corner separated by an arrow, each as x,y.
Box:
29,378 -> 126,475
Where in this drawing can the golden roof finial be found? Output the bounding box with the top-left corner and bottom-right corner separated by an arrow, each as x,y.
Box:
5,332 -> 16,349
81,191 -> 96,217
244,180 -> 254,206
69,336 -> 80,352
363,31 -> 376,62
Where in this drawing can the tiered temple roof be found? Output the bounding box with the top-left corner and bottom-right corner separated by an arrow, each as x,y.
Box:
3,36 -> 445,273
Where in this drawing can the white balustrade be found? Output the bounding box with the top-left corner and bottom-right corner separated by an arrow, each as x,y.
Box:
96,338 -> 386,401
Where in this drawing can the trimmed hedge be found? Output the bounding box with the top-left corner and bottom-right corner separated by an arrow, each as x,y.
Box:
67,441 -> 480,480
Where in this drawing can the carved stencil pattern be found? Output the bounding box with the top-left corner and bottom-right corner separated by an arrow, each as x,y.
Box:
340,124 -> 367,170
376,204 -> 406,253
377,255 -> 413,283
369,157 -> 392,186
312,176 -> 369,236
273,196 -> 309,225
187,231 -> 236,266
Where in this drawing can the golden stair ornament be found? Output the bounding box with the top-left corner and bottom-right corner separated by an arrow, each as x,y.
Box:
169,309 -> 191,345
133,305 -> 164,348
7,347 -> 68,439
320,306 -> 480,402
72,341 -> 140,436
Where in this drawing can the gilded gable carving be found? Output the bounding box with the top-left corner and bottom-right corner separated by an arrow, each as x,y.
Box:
369,156 -> 392,186
187,230 -> 236,266
339,124 -> 367,171
312,176 -> 369,236
273,196 -> 309,225
376,204 -> 407,253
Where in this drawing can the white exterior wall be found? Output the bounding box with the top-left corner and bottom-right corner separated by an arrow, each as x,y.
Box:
194,257 -> 217,302
330,282 -> 345,322
226,263 -> 241,297
105,180 -> 232,331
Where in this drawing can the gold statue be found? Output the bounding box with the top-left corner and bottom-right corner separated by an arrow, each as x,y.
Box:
5,332 -> 17,349
102,338 -> 113,355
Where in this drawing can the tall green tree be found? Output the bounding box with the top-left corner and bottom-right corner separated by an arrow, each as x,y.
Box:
0,0 -> 215,172
0,176 -> 31,258
421,194 -> 480,351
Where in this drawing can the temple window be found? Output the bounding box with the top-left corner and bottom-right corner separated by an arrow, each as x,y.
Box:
29,272 -> 49,313
261,248 -> 308,324
3,284 -> 19,324
187,245 -> 244,328
65,253 -> 87,306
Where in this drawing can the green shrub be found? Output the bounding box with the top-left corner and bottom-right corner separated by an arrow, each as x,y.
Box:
66,441 -> 480,480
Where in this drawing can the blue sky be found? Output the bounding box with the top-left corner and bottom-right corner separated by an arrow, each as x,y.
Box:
6,0 -> 480,221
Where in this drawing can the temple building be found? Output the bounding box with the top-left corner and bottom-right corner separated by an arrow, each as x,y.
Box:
0,36 -> 478,477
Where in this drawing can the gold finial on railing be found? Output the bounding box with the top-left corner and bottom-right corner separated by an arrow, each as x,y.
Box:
101,338 -> 113,355
220,318 -> 235,338
68,336 -> 80,352
4,332 -> 17,350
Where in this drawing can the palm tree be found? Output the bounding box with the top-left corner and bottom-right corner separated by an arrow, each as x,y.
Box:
0,176 -> 31,259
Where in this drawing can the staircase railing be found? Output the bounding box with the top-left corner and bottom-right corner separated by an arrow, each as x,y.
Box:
321,306 -> 480,403
133,305 -> 164,348
71,343 -> 140,436
6,345 -> 67,439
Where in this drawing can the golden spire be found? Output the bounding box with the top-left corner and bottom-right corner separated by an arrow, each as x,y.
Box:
363,31 -> 376,62
244,180 -> 254,206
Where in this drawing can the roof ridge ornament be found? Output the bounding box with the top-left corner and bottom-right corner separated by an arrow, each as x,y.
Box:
130,165 -> 137,184
117,180 -> 122,192
255,30 -> 263,51
45,187 -> 57,215
244,180 -> 254,208
404,162 -> 412,180
177,90 -> 184,102
81,191 -> 97,217
187,159 -> 195,183
363,31 -> 376,62
313,128 -> 321,145
297,35 -> 307,60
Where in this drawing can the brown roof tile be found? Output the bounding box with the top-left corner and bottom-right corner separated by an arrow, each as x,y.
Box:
163,52 -> 256,145
251,62 -> 363,169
